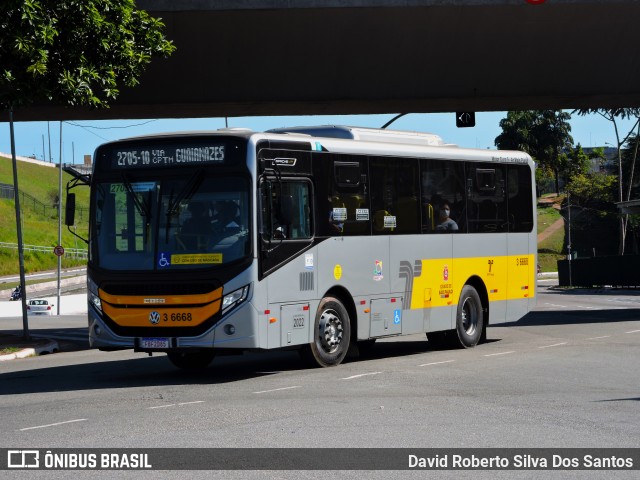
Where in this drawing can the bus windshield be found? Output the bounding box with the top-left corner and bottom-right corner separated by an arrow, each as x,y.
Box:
93,173 -> 250,271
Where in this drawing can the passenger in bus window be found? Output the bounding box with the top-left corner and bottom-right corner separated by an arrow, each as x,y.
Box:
213,201 -> 241,233
436,201 -> 458,231
209,200 -> 245,255
181,201 -> 212,242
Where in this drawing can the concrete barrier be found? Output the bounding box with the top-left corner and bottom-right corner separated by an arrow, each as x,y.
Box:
558,256 -> 640,287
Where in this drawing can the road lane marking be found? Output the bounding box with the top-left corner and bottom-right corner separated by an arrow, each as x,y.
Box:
253,386 -> 301,394
538,342 -> 568,349
149,401 -> 205,409
19,419 -> 87,431
483,351 -> 515,357
342,372 -> 382,380
418,360 -> 455,367
626,330 -> 640,334
587,335 -> 611,340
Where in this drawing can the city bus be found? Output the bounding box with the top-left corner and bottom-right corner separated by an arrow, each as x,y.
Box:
65,125 -> 536,370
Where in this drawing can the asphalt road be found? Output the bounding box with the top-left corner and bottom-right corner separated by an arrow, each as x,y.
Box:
1,285 -> 639,479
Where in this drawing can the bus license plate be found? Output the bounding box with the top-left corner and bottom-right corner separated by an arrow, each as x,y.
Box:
140,337 -> 170,349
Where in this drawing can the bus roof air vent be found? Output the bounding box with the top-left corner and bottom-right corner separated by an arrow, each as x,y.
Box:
267,125 -> 448,147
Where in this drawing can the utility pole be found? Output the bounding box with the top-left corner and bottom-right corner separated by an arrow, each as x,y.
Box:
9,110 -> 30,340
47,121 -> 52,163
57,122 -> 63,315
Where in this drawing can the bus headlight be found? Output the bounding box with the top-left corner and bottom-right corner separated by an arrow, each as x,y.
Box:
89,291 -> 102,313
88,278 -> 102,314
222,285 -> 249,315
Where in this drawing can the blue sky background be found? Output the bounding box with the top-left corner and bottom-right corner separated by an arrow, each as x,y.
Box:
1,111 -> 637,164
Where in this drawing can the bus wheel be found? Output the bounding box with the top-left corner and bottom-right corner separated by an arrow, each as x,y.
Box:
167,350 -> 215,370
454,285 -> 484,348
307,297 -> 351,367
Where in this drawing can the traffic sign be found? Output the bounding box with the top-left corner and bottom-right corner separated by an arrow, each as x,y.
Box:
53,245 -> 65,257
456,112 -> 475,128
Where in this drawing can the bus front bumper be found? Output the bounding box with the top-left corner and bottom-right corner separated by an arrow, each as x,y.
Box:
87,302 -> 260,351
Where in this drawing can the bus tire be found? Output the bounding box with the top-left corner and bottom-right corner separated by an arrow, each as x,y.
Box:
454,285 -> 484,348
167,350 -> 215,370
306,297 -> 351,367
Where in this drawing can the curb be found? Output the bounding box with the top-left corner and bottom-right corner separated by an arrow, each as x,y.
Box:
538,272 -> 558,278
0,340 -> 59,362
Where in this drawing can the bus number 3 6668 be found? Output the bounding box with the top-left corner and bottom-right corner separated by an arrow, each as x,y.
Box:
163,313 -> 193,322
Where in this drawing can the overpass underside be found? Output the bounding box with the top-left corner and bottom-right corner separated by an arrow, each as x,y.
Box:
6,0 -> 640,121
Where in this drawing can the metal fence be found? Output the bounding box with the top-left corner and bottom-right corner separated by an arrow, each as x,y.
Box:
0,182 -> 88,220
0,242 -> 88,259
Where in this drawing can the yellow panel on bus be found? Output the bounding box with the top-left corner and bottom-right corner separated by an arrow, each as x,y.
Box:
409,254 -> 534,310
506,254 -> 534,299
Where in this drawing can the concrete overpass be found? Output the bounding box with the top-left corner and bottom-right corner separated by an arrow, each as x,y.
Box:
6,0 -> 640,121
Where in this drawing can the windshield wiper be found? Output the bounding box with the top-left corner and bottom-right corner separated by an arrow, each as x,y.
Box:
164,169 -> 205,242
166,169 -> 205,216
121,173 -> 151,220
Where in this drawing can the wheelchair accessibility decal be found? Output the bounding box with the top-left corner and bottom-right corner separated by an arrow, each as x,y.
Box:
394,309 -> 401,325
158,252 -> 171,268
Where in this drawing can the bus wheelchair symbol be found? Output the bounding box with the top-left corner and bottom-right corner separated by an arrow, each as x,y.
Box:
158,252 -> 170,268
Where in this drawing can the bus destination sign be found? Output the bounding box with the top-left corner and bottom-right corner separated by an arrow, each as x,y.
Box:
111,145 -> 225,169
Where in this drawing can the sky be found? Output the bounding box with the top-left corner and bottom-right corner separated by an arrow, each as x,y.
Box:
1,111 -> 638,164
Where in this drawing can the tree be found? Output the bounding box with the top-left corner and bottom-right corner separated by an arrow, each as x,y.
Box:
1,0 -> 175,339
558,144 -> 592,181
621,133 -> 640,200
495,110 -> 574,195
575,108 -> 640,254
1,0 -> 175,110
565,171 -> 617,207
495,111 -> 538,153
534,110 -> 573,195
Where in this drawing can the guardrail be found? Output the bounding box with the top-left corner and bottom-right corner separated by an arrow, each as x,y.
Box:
0,242 -> 88,259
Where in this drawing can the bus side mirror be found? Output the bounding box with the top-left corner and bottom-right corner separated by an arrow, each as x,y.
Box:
65,193 -> 76,226
278,195 -> 293,226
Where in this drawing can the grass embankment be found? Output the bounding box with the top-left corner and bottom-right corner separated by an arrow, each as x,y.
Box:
537,195 -> 566,273
0,156 -> 89,276
0,347 -> 21,355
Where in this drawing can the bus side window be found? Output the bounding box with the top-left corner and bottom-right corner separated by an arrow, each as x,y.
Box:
263,180 -> 312,240
467,164 -> 507,233
421,159 -> 466,234
508,165 -> 534,232
370,157 -> 419,235
287,183 -> 312,239
331,156 -> 369,236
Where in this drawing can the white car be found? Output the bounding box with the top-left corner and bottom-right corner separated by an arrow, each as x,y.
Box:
27,299 -> 54,315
